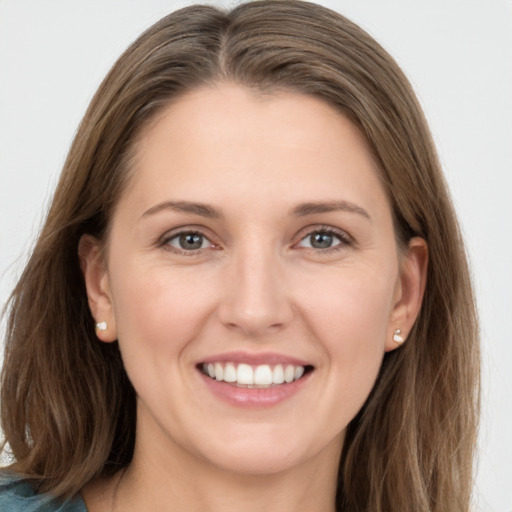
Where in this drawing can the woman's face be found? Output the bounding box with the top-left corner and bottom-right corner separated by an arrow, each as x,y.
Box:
85,83 -> 424,477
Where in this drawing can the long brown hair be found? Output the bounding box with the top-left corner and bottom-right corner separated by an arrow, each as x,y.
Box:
1,2 -> 479,510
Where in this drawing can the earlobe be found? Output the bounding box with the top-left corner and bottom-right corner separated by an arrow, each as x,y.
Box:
78,234 -> 117,343
385,237 -> 428,352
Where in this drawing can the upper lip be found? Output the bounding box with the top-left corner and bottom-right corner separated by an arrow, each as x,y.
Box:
198,351 -> 313,367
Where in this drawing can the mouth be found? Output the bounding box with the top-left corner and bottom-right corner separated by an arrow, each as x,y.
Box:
198,362 -> 314,388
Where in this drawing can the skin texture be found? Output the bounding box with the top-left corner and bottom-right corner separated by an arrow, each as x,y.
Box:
80,83 -> 427,512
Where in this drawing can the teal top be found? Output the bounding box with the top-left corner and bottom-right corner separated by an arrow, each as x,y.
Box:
0,475 -> 87,512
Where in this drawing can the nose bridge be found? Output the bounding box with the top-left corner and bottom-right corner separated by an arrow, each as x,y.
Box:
219,234 -> 292,335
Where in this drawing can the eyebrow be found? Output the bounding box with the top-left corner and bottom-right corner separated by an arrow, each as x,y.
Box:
141,201 -> 222,220
292,200 -> 371,220
140,199 -> 370,222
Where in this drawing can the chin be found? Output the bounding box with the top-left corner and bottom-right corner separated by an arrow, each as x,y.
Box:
206,447 -> 307,476
190,425 -> 343,478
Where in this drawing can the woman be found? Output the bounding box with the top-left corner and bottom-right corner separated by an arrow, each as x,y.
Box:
0,1 -> 479,511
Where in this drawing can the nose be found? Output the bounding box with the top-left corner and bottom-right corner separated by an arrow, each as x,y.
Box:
217,244 -> 294,337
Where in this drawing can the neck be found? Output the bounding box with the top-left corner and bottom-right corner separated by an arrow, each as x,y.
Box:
116,445 -> 340,512
82,407 -> 343,512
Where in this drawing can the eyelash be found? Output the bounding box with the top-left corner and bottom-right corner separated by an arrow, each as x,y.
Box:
158,225 -> 352,256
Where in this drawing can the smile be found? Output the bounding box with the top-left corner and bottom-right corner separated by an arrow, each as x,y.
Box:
200,362 -> 311,388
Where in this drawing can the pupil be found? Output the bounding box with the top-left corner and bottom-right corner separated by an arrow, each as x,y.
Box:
311,232 -> 332,249
180,233 -> 202,250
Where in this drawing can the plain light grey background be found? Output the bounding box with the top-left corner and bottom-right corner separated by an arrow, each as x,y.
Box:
1,1 -> 511,510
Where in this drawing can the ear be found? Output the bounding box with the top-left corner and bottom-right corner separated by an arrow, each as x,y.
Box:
385,237 -> 428,352
78,234 -> 117,342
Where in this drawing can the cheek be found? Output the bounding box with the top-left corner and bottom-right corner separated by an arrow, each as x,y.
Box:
297,267 -> 396,402
109,261 -> 217,368
300,265 -> 396,344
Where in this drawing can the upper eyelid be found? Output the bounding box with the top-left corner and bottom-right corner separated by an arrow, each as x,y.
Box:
158,226 -> 215,244
295,225 -> 352,243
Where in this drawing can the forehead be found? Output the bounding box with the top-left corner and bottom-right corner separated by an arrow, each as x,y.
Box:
120,83 -> 389,219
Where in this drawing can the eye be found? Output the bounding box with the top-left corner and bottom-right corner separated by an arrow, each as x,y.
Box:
165,231 -> 212,252
297,228 -> 348,250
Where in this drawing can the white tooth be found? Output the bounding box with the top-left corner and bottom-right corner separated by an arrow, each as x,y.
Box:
272,364 -> 285,384
237,364 -> 254,385
214,362 -> 224,381
254,365 -> 273,385
284,365 -> 295,383
224,363 -> 237,383
294,366 -> 305,380
207,363 -> 215,378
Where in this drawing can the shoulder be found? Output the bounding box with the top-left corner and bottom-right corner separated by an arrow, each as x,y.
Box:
0,473 -> 88,512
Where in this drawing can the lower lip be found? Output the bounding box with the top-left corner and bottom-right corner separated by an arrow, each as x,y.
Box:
198,370 -> 311,408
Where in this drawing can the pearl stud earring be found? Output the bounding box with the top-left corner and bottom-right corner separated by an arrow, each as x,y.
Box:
95,321 -> 108,331
393,329 -> 404,344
